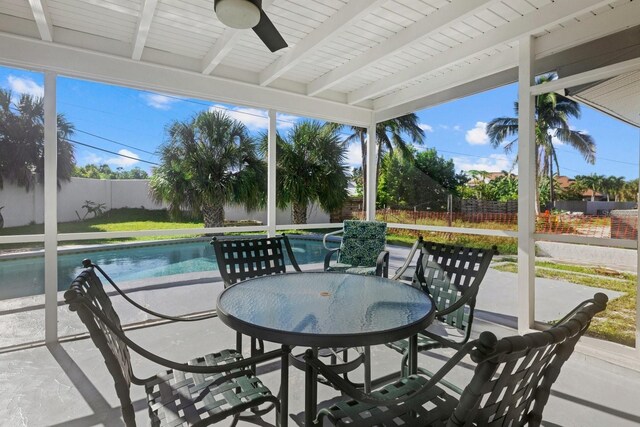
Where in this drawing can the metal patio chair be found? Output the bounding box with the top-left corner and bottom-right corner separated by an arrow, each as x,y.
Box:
304,293 -> 608,426
64,263 -> 285,427
211,234 -> 302,356
323,220 -> 390,277
386,242 -> 497,377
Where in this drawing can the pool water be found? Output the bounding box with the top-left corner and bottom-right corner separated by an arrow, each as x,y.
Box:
0,238 -> 337,300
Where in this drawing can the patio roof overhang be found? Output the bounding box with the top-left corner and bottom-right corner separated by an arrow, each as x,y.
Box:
0,0 -> 638,122
0,0 -> 639,356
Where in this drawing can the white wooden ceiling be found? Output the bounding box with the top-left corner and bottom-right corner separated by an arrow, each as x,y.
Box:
0,0 -> 638,118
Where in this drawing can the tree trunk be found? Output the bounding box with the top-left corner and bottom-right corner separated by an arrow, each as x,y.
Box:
360,132 -> 367,210
292,203 -> 307,224
201,203 -> 224,228
548,152 -> 555,211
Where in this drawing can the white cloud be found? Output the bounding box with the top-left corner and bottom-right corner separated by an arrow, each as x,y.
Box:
452,154 -> 515,174
209,105 -> 298,132
345,141 -> 363,168
418,123 -> 433,132
465,121 -> 489,145
107,149 -> 140,167
453,125 -> 462,131
7,75 -> 44,97
78,150 -> 140,168
142,93 -> 179,110
80,153 -> 104,165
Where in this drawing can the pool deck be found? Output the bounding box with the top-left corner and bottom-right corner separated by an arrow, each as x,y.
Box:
1,245 -> 639,425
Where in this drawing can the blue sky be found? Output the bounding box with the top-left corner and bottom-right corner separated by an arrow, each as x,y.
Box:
1,65 -> 638,179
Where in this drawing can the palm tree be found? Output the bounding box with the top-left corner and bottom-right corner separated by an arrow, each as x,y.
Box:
262,121 -> 349,224
149,110 -> 266,228
486,73 -> 596,212
620,179 -> 639,202
603,176 -> 625,202
0,89 -> 75,191
330,113 -> 425,207
575,174 -> 605,202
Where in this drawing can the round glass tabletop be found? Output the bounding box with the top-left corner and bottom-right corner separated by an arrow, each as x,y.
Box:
216,272 -> 435,347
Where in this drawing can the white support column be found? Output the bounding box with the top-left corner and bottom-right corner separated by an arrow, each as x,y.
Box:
267,110 -> 277,237
517,36 -> 536,333
636,146 -> 640,356
44,71 -> 58,343
366,115 -> 377,221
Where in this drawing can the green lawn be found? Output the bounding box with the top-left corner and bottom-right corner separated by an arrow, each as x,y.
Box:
0,208 -> 249,249
494,261 -> 636,347
0,208 -> 202,235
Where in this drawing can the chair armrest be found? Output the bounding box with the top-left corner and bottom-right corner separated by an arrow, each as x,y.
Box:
391,236 -> 423,280
323,229 -> 343,250
324,248 -> 340,271
281,234 -> 303,272
435,293 -> 477,318
304,338 -> 476,408
74,294 -> 283,375
418,329 -> 466,349
375,250 -> 389,278
90,261 -> 217,322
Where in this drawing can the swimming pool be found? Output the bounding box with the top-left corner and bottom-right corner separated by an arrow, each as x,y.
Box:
0,237 -> 338,300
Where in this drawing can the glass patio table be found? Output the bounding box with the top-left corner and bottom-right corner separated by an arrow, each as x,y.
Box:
216,272 -> 435,426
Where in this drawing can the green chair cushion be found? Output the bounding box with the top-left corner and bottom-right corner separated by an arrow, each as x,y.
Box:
338,220 -> 386,268
345,266 -> 377,275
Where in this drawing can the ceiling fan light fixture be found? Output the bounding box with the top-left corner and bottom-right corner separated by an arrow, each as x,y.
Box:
215,0 -> 261,29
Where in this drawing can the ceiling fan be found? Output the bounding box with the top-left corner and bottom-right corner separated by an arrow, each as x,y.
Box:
214,0 -> 288,52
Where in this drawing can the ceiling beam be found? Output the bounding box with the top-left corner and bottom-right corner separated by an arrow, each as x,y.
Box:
307,0 -> 498,97
259,0 -> 387,87
348,0 -> 614,105
373,0 -> 640,116
0,32 -> 373,126
27,0 -> 53,42
132,0 -> 158,60
202,0 -> 275,75
530,57 -> 640,96
201,29 -> 243,74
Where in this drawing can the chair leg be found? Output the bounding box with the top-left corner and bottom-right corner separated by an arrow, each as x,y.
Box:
280,345 -> 290,427
364,346 -> 371,393
236,331 -> 243,353
339,349 -> 347,381
400,352 -> 409,377
304,349 -> 318,427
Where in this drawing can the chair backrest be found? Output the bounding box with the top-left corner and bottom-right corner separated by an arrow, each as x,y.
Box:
338,220 -> 387,267
64,267 -> 137,425
415,242 -> 495,333
449,293 -> 608,426
211,235 -> 302,287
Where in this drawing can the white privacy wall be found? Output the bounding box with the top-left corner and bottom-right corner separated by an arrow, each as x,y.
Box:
0,181 -> 45,228
0,177 -> 329,227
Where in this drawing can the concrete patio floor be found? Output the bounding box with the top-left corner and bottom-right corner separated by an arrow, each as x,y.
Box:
1,245 -> 639,426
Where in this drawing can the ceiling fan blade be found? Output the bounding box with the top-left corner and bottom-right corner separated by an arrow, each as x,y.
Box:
252,9 -> 287,52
